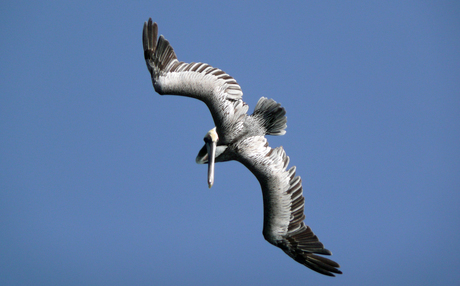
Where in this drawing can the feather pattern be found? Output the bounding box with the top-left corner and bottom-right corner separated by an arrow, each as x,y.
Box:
142,18 -> 341,276
143,19 -> 245,143
235,136 -> 342,276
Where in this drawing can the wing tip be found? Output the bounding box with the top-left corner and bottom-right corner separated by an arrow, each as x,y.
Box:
143,18 -> 158,60
278,223 -> 342,276
296,252 -> 342,277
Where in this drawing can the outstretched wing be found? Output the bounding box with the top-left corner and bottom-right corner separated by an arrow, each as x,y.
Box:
235,136 -> 342,277
142,19 -> 247,143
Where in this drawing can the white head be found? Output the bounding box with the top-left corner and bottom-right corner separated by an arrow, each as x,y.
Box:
195,128 -> 227,188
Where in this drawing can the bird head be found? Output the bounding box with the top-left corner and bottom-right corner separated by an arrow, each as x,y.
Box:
195,127 -> 227,188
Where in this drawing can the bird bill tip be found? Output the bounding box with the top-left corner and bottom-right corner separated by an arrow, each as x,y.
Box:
208,176 -> 214,188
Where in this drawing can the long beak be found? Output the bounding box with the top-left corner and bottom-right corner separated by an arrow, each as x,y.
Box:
206,140 -> 216,188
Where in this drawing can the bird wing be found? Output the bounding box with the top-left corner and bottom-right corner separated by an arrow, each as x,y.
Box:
234,136 -> 342,276
143,19 -> 247,143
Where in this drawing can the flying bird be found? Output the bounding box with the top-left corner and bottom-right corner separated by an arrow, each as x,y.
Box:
142,18 -> 341,277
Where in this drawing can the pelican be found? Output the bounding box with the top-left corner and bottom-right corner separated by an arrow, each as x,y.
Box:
142,18 -> 341,277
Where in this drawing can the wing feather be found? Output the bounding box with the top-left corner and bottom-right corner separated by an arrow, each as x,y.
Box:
143,19 -> 245,143
235,136 -> 341,276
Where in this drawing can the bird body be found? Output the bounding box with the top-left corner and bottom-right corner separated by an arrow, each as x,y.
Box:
143,18 -> 341,276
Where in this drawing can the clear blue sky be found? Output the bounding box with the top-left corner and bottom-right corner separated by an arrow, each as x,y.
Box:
1,1 -> 459,285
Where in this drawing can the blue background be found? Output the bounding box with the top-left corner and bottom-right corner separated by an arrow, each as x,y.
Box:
1,1 -> 459,285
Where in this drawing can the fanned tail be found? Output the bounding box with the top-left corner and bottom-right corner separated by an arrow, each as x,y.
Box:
252,97 -> 287,136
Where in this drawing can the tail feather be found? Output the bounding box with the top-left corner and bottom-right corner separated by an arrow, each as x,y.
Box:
252,97 -> 287,136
